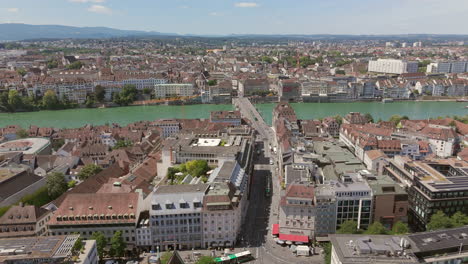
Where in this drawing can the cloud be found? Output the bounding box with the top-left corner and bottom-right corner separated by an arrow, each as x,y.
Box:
7,8 -> 19,13
209,12 -> 223,16
70,0 -> 105,3
88,5 -> 112,14
234,2 -> 259,8
179,5 -> 190,9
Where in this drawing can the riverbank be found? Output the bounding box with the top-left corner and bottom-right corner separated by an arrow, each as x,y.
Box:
0,101 -> 466,128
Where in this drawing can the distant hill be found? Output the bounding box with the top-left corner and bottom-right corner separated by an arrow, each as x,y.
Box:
0,23 -> 175,41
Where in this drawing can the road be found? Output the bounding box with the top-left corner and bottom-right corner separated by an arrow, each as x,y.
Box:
235,98 -> 323,264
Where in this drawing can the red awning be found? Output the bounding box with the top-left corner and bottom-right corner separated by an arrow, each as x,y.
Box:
272,224 -> 279,235
279,233 -> 309,243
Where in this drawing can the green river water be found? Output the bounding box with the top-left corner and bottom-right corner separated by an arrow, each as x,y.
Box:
0,102 -> 466,128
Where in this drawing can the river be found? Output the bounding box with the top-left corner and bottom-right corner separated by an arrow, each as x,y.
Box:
0,102 -> 466,128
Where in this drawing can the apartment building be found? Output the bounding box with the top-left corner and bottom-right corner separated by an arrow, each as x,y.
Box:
427,61 -> 468,73
150,184 -> 208,250
154,83 -> 194,98
368,59 -> 418,74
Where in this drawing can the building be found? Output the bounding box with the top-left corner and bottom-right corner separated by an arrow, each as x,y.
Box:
0,166 -> 45,207
151,119 -> 181,138
150,184 -> 208,250
47,193 -> 140,245
343,112 -> 368,125
278,184 -> 315,242
210,111 -> 242,126
135,211 -> 151,251
427,61 -> 468,73
0,138 -> 51,155
0,235 -> 85,264
368,59 -> 418,74
0,204 -> 52,238
383,156 -> 468,230
322,117 -> 340,138
330,226 -> 468,264
76,239 -> 99,264
162,133 -> 254,169
154,83 -> 194,98
278,80 -> 301,101
329,234 -> 418,264
202,182 -> 242,248
332,174 -> 373,230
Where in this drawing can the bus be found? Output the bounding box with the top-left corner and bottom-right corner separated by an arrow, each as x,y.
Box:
214,251 -> 254,263
265,174 -> 272,198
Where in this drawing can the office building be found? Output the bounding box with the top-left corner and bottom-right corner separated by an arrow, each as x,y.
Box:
151,184 -> 208,250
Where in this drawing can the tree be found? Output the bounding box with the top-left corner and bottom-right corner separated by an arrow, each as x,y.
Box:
391,221 -> 409,234
333,115 -> 343,125
42,90 -> 60,110
196,256 -> 216,264
364,222 -> 388,235
388,114 -> 409,127
77,164 -> 102,181
16,68 -> 27,77
91,232 -> 107,260
47,60 -> 59,69
8,90 -> 22,111
427,210 -> 452,231
46,172 -> 68,199
335,70 -> 346,75
94,85 -> 106,102
143,87 -> 152,95
113,85 -> 138,106
16,129 -> 29,139
85,96 -> 95,108
450,212 -> 468,227
113,140 -> 133,150
71,237 -> 84,255
52,138 -> 65,151
109,231 -> 126,258
364,113 -> 374,123
185,160 -> 210,178
66,61 -> 83,70
207,80 -> 217,86
337,220 -> 359,234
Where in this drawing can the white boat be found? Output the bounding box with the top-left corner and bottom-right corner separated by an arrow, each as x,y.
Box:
382,98 -> 394,103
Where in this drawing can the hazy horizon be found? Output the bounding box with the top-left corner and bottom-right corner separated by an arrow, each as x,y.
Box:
1,0 -> 467,35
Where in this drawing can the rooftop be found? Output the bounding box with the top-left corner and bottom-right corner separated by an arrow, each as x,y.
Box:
0,235 -> 78,262
329,234 -> 418,263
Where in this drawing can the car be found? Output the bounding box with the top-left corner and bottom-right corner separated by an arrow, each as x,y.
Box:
269,159 -> 274,165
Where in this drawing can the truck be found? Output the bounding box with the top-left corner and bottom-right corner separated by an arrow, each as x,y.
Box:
296,245 -> 311,256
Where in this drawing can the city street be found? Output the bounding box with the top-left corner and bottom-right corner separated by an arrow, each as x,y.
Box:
235,98 -> 324,264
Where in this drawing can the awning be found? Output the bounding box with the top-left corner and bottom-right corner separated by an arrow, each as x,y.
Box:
279,234 -> 309,243
272,224 -> 279,235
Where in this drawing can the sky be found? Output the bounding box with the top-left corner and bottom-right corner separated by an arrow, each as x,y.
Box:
0,0 -> 467,35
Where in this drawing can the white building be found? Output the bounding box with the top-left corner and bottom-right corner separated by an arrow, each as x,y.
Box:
154,83 -> 195,98
150,184 -> 207,250
368,59 -> 418,74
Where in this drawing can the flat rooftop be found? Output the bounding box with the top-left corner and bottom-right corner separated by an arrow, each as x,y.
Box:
329,234 -> 418,263
0,235 -> 78,262
194,138 -> 222,147
0,138 -> 50,155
